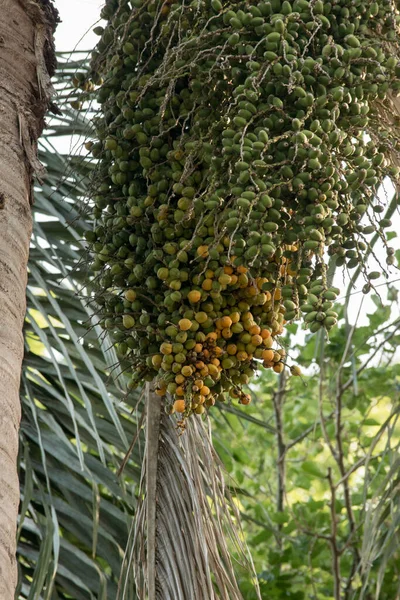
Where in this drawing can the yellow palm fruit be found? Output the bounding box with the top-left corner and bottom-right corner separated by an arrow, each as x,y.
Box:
220,316 -> 232,328
221,327 -> 233,339
263,336 -> 274,348
197,245 -> 209,257
251,334 -> 263,346
188,290 -> 201,303
218,273 -> 232,286
290,365 -> 302,376
202,278 -> 213,291
181,365 -> 193,377
124,289 -> 137,302
207,364 -> 219,377
262,349 -> 274,362
160,342 -> 173,354
152,354 -> 163,368
178,318 -> 192,331
249,324 -> 261,335
173,400 -> 186,413
238,273 -> 249,287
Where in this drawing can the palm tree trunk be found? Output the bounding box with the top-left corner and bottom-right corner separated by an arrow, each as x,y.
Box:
0,0 -> 56,595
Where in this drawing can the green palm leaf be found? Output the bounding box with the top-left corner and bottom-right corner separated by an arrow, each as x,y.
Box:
17,54 -> 142,599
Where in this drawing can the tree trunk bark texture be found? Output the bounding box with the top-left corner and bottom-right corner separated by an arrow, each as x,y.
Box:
0,1 -> 56,596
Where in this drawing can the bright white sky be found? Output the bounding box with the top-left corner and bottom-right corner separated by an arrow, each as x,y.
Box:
55,0 -> 104,52
52,0 -> 400,331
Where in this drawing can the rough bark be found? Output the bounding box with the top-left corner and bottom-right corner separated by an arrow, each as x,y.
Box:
0,0 -> 57,595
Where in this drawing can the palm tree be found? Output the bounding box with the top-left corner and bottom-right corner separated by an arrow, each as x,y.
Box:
0,1 -> 57,595
14,3 -> 400,599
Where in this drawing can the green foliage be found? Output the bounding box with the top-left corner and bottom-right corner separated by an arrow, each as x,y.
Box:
213,291 -> 400,598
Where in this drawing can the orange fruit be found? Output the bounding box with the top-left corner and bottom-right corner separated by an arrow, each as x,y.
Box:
188,290 -> 201,303
222,327 -> 233,339
220,316 -> 232,328
240,394 -> 251,405
197,245 -> 209,258
173,399 -> 186,413
273,362 -> 284,373
262,349 -> 274,362
249,324 -> 261,335
251,334 -> 263,346
202,278 -> 213,291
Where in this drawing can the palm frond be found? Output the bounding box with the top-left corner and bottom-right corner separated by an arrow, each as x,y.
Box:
17,56 -> 143,599
125,387 -> 261,600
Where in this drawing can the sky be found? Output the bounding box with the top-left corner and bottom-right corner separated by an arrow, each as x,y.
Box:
55,0 -> 104,52
52,0 -> 400,331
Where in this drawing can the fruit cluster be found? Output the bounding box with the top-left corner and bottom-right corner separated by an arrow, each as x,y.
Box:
85,0 -> 400,418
